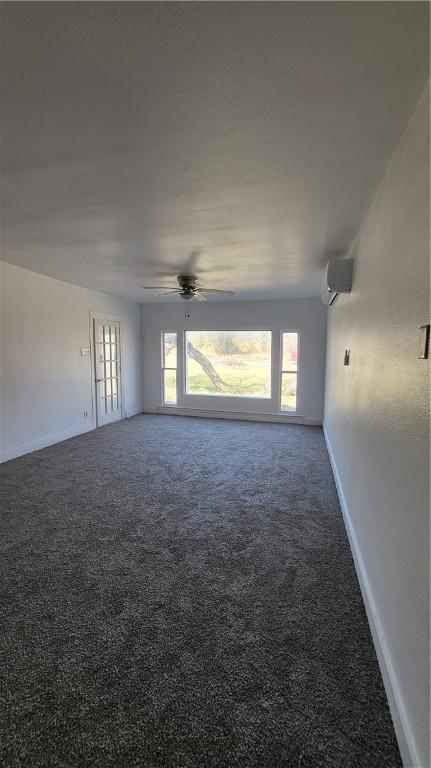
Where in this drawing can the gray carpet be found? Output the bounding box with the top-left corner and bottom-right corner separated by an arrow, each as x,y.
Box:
1,414 -> 401,768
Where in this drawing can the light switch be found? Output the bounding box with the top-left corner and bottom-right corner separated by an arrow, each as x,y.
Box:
80,347 -> 90,357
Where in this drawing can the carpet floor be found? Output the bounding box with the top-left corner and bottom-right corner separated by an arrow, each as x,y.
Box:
1,414 -> 401,767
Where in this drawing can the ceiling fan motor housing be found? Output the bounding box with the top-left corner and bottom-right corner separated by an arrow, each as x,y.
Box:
177,274 -> 196,287
178,274 -> 197,299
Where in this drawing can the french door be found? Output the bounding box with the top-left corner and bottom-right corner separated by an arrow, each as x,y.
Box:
93,318 -> 123,426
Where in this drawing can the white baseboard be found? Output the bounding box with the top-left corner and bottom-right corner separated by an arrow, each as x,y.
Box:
1,408 -> 144,463
0,424 -> 94,463
152,406 -> 321,426
125,407 -> 144,419
323,425 -> 420,768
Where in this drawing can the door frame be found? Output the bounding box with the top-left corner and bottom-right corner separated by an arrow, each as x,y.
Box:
89,312 -> 125,428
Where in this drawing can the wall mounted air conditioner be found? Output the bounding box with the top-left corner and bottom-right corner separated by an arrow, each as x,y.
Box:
321,258 -> 353,305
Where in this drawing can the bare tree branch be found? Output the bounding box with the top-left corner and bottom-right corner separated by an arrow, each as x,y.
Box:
187,341 -> 244,393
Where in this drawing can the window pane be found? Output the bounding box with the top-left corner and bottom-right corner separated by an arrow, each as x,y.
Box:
164,369 -> 177,405
163,332 -> 177,368
186,331 -> 271,398
282,332 -> 298,371
281,372 -> 297,411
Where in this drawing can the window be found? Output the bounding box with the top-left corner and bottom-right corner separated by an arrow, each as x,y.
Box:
185,330 -> 271,398
280,332 -> 299,412
162,332 -> 177,405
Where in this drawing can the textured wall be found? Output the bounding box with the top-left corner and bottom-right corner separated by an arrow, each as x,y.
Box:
141,298 -> 327,423
0,262 -> 143,461
324,88 -> 430,766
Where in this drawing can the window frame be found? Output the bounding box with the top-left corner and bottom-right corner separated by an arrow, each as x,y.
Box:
161,331 -> 178,405
184,329 -> 273,400
279,330 -> 300,413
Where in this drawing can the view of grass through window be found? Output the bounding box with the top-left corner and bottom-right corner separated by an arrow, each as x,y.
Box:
281,332 -> 298,411
186,330 -> 272,398
163,331 -> 177,404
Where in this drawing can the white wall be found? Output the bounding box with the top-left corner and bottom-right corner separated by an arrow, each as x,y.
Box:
324,88 -> 430,767
0,262 -> 143,461
141,298 -> 327,424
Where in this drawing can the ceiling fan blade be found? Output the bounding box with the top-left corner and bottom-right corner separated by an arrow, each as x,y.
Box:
183,251 -> 200,274
194,291 -> 207,302
142,286 -> 178,290
156,291 -> 181,297
197,288 -> 235,295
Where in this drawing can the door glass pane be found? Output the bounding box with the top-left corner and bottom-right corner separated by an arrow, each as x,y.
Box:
94,320 -> 122,426
164,369 -> 177,405
282,332 -> 298,371
164,333 -> 177,368
97,355 -> 104,379
281,372 -> 297,411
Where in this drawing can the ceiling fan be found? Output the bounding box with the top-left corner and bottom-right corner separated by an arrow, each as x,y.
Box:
142,274 -> 234,301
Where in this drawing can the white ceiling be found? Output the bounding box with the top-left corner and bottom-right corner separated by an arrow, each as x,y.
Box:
1,3 -> 429,303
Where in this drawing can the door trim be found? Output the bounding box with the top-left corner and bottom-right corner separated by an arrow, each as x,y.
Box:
89,312 -> 125,428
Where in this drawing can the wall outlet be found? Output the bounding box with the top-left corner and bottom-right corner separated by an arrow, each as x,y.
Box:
80,347 -> 90,357
344,349 -> 351,366
83,410 -> 88,418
